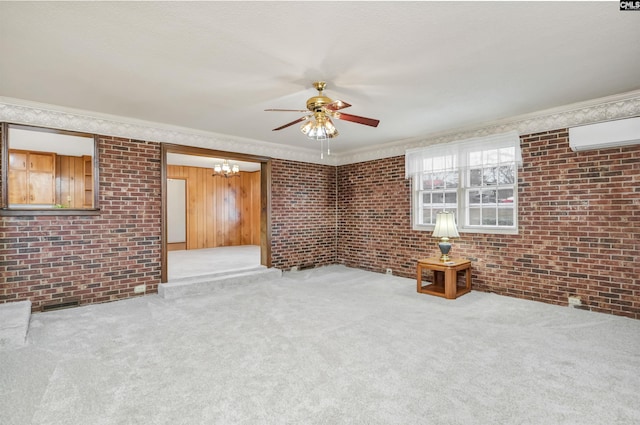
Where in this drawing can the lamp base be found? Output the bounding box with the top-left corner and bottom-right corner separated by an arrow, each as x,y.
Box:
438,239 -> 452,262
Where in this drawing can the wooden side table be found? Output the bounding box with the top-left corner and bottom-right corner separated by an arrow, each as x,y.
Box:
417,257 -> 472,299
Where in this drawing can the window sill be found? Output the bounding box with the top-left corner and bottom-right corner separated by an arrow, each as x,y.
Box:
413,223 -> 518,235
0,208 -> 101,216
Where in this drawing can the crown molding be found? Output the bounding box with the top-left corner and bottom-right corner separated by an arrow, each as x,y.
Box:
0,97 -> 335,166
336,89 -> 640,165
2,90 -> 639,167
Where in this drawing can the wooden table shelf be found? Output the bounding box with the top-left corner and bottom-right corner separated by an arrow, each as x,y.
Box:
417,257 -> 472,300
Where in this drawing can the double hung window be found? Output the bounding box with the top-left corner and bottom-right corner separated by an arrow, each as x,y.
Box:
406,131 -> 522,234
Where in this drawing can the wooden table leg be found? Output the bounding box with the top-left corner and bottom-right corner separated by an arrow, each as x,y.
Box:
444,268 -> 456,299
465,267 -> 471,292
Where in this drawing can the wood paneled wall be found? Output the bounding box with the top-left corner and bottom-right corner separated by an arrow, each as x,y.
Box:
167,165 -> 260,249
56,154 -> 85,208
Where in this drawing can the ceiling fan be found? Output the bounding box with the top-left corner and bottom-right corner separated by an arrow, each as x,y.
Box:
265,81 -> 380,139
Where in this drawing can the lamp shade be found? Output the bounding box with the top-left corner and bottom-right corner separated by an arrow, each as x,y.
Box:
300,114 -> 339,140
432,211 -> 460,239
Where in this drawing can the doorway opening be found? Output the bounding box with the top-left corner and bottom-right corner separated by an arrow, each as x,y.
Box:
161,144 -> 272,282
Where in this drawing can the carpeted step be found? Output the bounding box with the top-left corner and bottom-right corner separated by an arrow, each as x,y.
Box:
0,300 -> 31,349
158,267 -> 282,299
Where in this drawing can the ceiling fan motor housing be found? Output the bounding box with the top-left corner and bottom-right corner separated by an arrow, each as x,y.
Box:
306,95 -> 333,112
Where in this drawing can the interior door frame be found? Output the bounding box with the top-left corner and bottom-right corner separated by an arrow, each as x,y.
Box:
160,143 -> 272,283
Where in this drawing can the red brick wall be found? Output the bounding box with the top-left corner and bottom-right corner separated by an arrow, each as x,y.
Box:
2,127 -> 638,319
270,158 -> 337,270
338,156 -> 414,272
338,130 -> 640,319
0,136 -> 162,311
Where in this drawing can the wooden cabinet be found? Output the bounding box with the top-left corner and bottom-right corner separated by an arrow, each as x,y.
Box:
9,150 -> 55,205
8,151 -> 28,204
83,155 -> 93,208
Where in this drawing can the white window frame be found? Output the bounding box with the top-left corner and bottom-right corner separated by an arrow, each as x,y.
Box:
406,131 -> 521,235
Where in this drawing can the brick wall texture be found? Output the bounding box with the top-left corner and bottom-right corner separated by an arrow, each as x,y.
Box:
2,128 -> 639,319
270,158 -> 337,270
338,130 -> 640,319
1,136 -> 162,310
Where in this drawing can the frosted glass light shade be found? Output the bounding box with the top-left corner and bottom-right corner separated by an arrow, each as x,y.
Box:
300,116 -> 339,140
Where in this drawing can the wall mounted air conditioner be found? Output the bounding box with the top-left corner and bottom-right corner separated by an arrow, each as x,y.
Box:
569,116 -> 640,152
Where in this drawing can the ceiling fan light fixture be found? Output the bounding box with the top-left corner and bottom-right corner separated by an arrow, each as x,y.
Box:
300,115 -> 339,140
268,81 -> 377,154
300,119 -> 314,136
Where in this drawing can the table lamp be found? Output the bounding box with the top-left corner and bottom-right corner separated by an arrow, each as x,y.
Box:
432,211 -> 460,261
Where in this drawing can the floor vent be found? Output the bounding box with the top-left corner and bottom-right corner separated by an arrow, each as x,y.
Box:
42,299 -> 80,312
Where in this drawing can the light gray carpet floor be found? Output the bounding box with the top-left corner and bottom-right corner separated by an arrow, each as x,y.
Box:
1,265 -> 639,425
168,245 -> 261,280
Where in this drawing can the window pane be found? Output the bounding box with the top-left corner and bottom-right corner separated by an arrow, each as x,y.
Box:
422,209 -> 432,225
482,189 -> 496,204
444,192 -> 457,204
468,190 -> 480,205
498,208 -> 514,226
469,169 -> 482,186
432,193 -> 444,204
422,193 -> 431,204
483,167 -> 496,185
468,208 -> 481,225
433,173 -> 446,189
421,174 -> 433,189
498,189 -> 514,203
445,171 -> 458,189
497,164 -> 515,184
482,208 -> 497,225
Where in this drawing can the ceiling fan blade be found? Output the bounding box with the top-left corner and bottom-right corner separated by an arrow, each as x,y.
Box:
324,100 -> 352,111
333,112 -> 380,128
272,116 -> 309,131
265,108 -> 309,113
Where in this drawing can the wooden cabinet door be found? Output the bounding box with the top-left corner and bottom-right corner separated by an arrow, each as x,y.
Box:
9,151 -> 27,170
8,150 -> 55,205
9,168 -> 28,204
29,152 -> 54,173
9,151 -> 28,204
28,152 -> 55,204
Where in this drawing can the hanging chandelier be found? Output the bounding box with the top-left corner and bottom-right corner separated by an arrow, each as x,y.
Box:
212,160 -> 240,178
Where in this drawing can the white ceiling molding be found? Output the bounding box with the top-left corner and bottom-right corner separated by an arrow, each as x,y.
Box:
2,90 -> 639,167
0,97 -> 336,166
337,89 -> 640,165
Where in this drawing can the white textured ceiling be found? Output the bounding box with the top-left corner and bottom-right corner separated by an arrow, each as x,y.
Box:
1,1 -> 639,156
